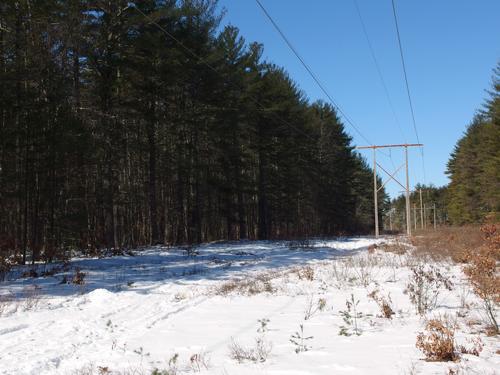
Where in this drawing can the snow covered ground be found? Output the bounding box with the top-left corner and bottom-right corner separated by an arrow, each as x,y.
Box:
0,237 -> 498,375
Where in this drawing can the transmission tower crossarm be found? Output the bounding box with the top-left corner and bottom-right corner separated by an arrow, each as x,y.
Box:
356,143 -> 423,237
355,143 -> 422,150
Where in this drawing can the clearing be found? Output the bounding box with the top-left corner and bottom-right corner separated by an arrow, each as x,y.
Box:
0,237 -> 498,375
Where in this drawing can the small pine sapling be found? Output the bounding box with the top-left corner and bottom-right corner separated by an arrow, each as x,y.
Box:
290,324 -> 313,353
257,318 -> 270,333
339,294 -> 363,336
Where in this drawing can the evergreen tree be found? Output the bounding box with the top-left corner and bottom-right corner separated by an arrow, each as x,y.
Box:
0,0 -> 386,263
446,63 -> 500,224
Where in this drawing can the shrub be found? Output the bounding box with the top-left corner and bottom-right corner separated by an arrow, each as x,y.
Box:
0,237 -> 17,280
23,284 -> 42,310
368,289 -> 394,319
216,273 -> 276,296
41,263 -> 69,277
304,296 -> 326,320
289,239 -> 314,250
22,268 -> 39,278
72,268 -> 87,285
0,291 -> 15,316
182,245 -> 199,257
463,224 -> 499,334
379,239 -> 407,255
296,266 -> 314,281
71,364 -> 146,375
416,315 -> 457,362
228,337 -> 272,363
188,351 -> 210,372
458,336 -> 483,356
152,353 -> 179,375
406,264 -> 452,315
330,258 -> 355,286
0,256 -> 12,281
367,244 -> 378,254
350,255 -> 380,287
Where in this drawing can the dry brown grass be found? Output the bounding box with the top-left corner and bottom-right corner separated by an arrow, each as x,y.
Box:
379,239 -> 408,255
71,364 -> 146,375
228,337 -> 272,363
216,271 -> 278,296
295,266 -> 314,281
458,336 -> 483,357
411,226 -> 484,263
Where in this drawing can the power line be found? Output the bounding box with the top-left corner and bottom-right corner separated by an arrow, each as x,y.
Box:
390,0 -> 419,144
420,147 -> 427,184
390,0 -> 427,183
132,4 -> 316,142
254,0 -> 375,147
352,0 -> 406,143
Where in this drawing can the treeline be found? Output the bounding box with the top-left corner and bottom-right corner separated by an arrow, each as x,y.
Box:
446,63 -> 500,224
388,184 -> 448,230
0,0 -> 381,263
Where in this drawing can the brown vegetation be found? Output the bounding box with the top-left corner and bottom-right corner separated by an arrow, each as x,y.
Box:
72,269 -> 87,285
406,264 -> 453,315
411,226 -> 483,262
216,272 -> 278,296
228,337 -> 272,363
416,315 -> 458,362
379,239 -> 407,255
463,223 -> 499,334
296,266 -> 315,281
368,289 -> 395,319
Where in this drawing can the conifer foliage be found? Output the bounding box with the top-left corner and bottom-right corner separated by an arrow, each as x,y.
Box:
0,0 -> 382,263
446,64 -> 500,224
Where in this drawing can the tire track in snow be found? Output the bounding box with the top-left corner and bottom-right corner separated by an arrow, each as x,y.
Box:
0,323 -> 29,336
206,295 -> 298,352
146,294 -> 211,329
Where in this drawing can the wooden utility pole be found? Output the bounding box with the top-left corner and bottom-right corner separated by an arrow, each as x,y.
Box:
424,203 -> 429,228
356,143 -> 423,237
433,203 -> 436,230
419,189 -> 424,229
405,146 -> 411,236
413,203 -> 417,231
373,148 -> 379,237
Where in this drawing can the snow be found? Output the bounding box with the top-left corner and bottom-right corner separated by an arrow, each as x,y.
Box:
0,237 -> 498,375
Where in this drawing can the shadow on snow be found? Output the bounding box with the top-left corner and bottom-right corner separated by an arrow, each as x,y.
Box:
0,238 -> 373,299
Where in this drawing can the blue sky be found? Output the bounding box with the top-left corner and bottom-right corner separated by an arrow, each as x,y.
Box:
216,0 -> 500,197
